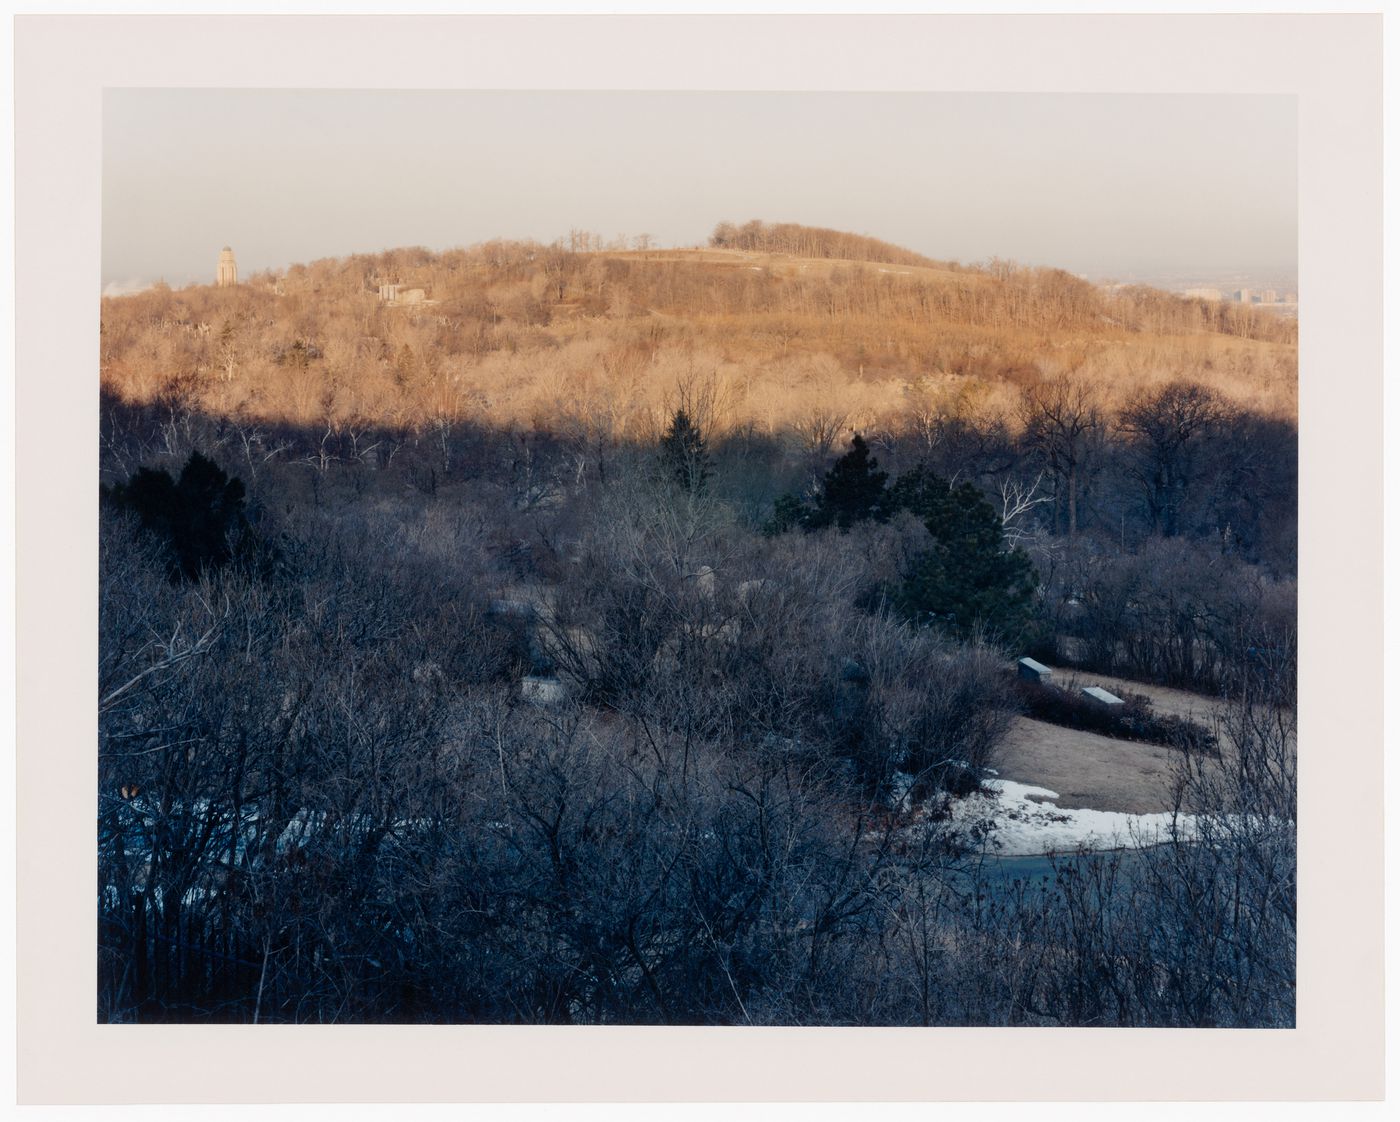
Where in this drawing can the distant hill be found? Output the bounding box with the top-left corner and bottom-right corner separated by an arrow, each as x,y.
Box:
708,219 -> 959,270
99,224 -> 1298,433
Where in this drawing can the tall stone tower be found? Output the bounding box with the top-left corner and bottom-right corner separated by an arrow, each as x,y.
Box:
216,246 -> 238,287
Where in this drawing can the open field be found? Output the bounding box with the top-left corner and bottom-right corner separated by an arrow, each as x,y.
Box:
996,662 -> 1291,818
996,716 -> 1185,815
998,660 -> 1226,814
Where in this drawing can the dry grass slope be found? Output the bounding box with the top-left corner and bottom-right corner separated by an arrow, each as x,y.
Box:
100,227 -> 1298,441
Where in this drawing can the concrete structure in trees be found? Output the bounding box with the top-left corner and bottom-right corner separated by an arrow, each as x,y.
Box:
521,675 -> 569,706
1017,657 -> 1053,684
1082,685 -> 1124,707
216,246 -> 238,287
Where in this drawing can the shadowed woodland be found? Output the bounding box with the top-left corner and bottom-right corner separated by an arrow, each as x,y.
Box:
98,226 -> 1296,1025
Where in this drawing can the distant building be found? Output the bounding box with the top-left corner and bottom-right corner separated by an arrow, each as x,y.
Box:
1235,288 -> 1252,304
216,246 -> 238,287
377,283 -> 429,306
1262,289 -> 1279,304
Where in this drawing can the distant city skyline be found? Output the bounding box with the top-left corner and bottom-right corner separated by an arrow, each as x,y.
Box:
102,90 -> 1296,294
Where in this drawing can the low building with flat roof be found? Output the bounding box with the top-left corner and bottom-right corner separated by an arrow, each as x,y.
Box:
1017,657 -> 1053,684
1082,685 -> 1124,707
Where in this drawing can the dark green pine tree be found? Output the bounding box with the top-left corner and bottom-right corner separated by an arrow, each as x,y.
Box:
659,408 -> 713,495
105,451 -> 252,582
888,464 -> 1038,641
763,492 -> 811,535
809,433 -> 889,530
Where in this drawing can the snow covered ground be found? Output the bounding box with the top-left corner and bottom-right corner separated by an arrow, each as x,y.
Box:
949,779 -> 1197,857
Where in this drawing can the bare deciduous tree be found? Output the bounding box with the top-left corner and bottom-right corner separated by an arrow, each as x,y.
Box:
1018,376 -> 1104,537
1119,381 -> 1236,537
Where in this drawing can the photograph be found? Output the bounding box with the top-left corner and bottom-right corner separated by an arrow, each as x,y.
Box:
95,88 -> 1300,1029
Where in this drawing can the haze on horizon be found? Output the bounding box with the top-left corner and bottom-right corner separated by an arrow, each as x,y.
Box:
102,89 -> 1296,294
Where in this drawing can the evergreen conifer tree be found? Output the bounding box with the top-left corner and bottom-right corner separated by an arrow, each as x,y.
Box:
888,464 -> 1038,641
763,493 -> 811,535
809,433 -> 889,530
659,408 -> 713,495
105,451 -> 253,582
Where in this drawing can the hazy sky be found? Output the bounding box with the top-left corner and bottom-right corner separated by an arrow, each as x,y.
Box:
103,90 -> 1296,291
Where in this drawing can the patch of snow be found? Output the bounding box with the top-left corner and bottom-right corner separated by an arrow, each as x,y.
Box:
950,779 -> 1195,856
